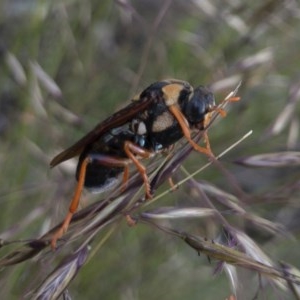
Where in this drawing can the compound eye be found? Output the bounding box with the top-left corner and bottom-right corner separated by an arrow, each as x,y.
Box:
183,86 -> 215,124
207,101 -> 215,111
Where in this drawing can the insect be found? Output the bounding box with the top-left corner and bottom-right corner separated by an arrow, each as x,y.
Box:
50,79 -> 222,249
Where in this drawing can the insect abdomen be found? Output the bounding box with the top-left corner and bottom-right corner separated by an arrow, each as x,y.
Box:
76,161 -> 123,193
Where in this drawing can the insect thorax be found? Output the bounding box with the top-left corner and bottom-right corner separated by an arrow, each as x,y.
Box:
130,102 -> 184,152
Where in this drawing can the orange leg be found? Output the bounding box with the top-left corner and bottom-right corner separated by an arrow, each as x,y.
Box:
51,156 -> 90,249
228,96 -> 240,102
125,214 -> 137,226
214,95 -> 240,117
214,107 -> 227,117
168,105 -> 214,157
51,154 -> 132,249
124,141 -> 154,199
89,154 -> 132,191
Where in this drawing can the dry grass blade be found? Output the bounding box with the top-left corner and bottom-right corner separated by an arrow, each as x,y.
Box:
2,192 -> 132,262
30,60 -> 62,98
267,103 -> 296,136
5,51 -> 27,86
150,129 -> 252,204
235,151 -> 300,167
243,213 -> 289,237
0,240 -> 48,266
223,264 -> 239,297
280,262 -> 300,299
29,71 -> 47,117
265,78 -> 300,137
29,247 -> 88,300
139,217 -> 300,287
233,230 -> 297,292
236,48 -> 273,71
140,207 -> 216,219
0,171 -> 156,266
196,181 -> 243,207
197,181 -> 288,236
210,75 -> 242,93
50,103 -> 82,126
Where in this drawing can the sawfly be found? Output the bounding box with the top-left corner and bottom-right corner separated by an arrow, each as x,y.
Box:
50,79 -> 231,248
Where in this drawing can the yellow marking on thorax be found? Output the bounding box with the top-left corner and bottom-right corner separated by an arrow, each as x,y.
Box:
162,84 -> 183,106
152,111 -> 175,132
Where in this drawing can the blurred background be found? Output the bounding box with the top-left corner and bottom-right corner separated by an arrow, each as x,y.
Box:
0,0 -> 300,299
